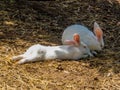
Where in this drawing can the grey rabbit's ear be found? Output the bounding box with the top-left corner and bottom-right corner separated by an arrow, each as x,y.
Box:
94,22 -> 103,41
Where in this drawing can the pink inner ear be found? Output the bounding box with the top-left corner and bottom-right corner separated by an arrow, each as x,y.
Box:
94,29 -> 103,41
73,33 -> 80,45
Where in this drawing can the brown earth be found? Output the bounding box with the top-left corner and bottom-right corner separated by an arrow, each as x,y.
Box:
0,0 -> 120,90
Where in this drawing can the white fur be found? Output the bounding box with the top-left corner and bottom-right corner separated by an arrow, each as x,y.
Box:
12,43 -> 92,64
62,22 -> 104,51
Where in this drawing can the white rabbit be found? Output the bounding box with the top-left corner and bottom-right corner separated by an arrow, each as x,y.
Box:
62,22 -> 104,52
12,33 -> 93,64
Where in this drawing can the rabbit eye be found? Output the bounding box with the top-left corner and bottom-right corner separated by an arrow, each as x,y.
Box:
83,46 -> 87,48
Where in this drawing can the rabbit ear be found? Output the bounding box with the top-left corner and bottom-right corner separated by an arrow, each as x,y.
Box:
73,33 -> 80,46
64,40 -> 76,45
94,22 -> 103,41
64,33 -> 80,46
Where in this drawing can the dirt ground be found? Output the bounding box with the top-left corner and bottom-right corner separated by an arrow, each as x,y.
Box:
0,0 -> 120,90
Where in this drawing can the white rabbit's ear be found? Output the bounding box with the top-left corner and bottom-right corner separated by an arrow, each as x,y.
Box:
73,33 -> 80,46
64,40 -> 76,45
94,22 -> 103,41
64,33 -> 80,46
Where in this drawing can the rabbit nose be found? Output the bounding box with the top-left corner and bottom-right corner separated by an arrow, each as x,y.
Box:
101,44 -> 104,49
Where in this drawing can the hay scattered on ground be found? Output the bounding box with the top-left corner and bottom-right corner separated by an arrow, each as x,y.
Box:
0,1 -> 120,89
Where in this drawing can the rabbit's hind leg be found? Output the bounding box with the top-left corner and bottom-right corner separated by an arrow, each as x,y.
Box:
17,56 -> 37,64
12,54 -> 24,61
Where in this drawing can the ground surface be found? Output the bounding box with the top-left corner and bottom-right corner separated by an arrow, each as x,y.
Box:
0,0 -> 120,90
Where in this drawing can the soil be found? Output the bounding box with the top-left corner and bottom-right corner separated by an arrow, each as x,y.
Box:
0,0 -> 120,90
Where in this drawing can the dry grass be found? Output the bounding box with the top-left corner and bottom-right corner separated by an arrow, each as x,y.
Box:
0,0 -> 120,90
